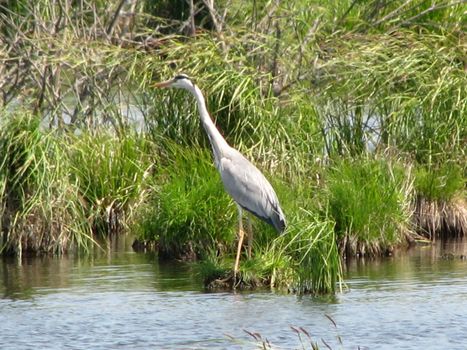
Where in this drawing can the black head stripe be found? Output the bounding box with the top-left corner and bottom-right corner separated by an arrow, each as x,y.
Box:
174,74 -> 190,80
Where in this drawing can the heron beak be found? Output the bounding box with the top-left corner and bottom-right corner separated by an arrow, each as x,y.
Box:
153,79 -> 173,88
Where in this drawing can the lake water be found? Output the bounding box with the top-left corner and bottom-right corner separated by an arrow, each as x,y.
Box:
1,237 -> 467,349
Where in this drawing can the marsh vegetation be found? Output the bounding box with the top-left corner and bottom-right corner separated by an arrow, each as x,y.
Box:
0,0 -> 465,293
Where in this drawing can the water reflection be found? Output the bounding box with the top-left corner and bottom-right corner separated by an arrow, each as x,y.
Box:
1,255 -> 73,299
343,238 -> 467,283
0,238 -> 466,349
0,250 -> 201,300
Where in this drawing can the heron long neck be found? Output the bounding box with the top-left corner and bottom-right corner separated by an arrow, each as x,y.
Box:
191,85 -> 230,162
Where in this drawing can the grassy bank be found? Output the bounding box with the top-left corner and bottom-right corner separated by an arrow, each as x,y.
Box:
0,112 -> 153,256
1,0 -> 465,293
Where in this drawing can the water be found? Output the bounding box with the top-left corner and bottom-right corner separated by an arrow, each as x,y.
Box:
1,238 -> 467,350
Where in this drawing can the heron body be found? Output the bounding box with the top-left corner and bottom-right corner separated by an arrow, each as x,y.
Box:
155,74 -> 286,278
218,148 -> 286,232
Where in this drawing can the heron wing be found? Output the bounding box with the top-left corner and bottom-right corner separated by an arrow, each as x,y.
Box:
218,150 -> 286,232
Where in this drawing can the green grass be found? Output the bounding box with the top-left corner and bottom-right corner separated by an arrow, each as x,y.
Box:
0,0 -> 465,295
199,206 -> 342,295
323,156 -> 414,256
0,113 -> 155,255
0,113 -> 94,254
414,163 -> 465,202
69,130 -> 154,235
134,142 -> 342,293
191,170 -> 342,294
271,210 -> 341,294
412,162 -> 466,238
313,30 -> 466,162
135,144 -> 237,260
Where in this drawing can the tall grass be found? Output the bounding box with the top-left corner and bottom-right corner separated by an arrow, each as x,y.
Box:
313,31 -> 466,162
135,144 -> 237,260
69,130 -> 154,235
413,162 -> 466,238
271,210 -> 341,294
323,156 -> 414,256
0,112 -> 154,255
415,163 -> 465,202
193,168 -> 342,294
0,0 -> 465,294
0,113 -> 93,255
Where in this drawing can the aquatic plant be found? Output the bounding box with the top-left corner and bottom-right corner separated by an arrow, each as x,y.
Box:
323,156 -> 414,256
0,112 -> 154,255
314,30 -> 466,162
414,163 -> 465,203
197,175 -> 342,294
228,315 -> 345,349
69,130 -> 154,236
272,210 -> 341,294
0,0 -> 465,297
413,163 -> 466,238
0,113 -> 93,255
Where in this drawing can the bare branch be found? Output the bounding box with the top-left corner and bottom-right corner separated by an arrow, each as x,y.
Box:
372,0 -> 414,26
398,0 -> 467,26
107,0 -> 127,37
201,0 -> 229,52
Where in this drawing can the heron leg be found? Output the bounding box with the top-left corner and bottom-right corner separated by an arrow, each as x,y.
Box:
246,214 -> 253,259
233,205 -> 244,279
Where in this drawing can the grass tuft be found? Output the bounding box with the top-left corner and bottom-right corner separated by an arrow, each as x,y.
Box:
413,162 -> 466,238
69,131 -> 153,236
0,113 -> 94,254
271,209 -> 342,294
324,156 -> 414,256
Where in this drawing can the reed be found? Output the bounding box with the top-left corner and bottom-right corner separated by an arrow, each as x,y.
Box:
0,112 -> 154,255
196,174 -> 342,294
271,210 -> 341,294
228,316 -> 344,349
313,30 -> 466,163
0,0 -> 465,294
68,130 -> 154,236
0,112 -> 93,255
413,163 -> 466,238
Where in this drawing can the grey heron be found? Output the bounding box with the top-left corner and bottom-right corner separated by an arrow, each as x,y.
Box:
155,74 -> 286,279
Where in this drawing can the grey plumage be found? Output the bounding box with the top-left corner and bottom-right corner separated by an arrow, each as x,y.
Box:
218,147 -> 286,233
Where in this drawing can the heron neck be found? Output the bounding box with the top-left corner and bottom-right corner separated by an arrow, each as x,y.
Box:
191,85 -> 230,159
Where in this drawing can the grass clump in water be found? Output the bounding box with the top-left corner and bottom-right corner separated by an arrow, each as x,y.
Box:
200,216 -> 341,295
0,113 -> 93,255
413,163 -> 466,238
272,210 -> 341,294
198,177 -> 342,295
134,145 -> 342,294
324,157 -> 414,256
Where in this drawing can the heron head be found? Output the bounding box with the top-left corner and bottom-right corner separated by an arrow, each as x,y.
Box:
154,74 -> 195,90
